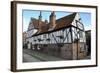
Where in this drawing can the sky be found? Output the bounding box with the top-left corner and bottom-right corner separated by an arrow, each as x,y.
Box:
23,10 -> 91,32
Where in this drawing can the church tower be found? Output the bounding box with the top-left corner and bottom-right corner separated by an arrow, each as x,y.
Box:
49,11 -> 56,29
38,11 -> 42,30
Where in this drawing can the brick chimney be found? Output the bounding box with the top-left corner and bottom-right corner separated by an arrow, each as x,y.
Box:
49,11 -> 56,29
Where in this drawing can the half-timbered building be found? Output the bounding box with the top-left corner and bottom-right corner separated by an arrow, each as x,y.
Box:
25,11 -> 87,60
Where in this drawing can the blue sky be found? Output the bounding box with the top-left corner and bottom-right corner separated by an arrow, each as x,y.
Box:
23,10 -> 91,32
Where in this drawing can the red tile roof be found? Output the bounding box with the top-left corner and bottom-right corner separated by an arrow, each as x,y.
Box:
36,24 -> 49,34
55,13 -> 76,30
31,18 -> 47,29
32,13 -> 76,36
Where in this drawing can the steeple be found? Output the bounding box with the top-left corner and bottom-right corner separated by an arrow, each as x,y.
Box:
39,11 -> 42,20
38,11 -> 42,30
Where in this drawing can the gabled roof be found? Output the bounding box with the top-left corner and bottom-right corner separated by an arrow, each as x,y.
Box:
35,24 -> 49,34
54,13 -> 76,30
31,18 -> 46,29
31,18 -> 39,29
32,13 -> 77,36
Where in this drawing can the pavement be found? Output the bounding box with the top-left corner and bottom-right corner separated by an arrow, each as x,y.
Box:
23,53 -> 41,62
23,49 -> 65,62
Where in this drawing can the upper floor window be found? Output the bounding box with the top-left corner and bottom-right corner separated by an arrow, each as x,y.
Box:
43,34 -> 46,38
76,20 -> 84,30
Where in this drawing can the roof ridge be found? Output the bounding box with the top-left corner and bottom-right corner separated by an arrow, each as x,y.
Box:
32,12 -> 77,36
56,12 -> 77,21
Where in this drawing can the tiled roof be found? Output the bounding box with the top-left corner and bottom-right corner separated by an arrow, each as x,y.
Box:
54,13 -> 76,30
31,18 -> 46,29
32,12 -> 76,36
36,24 -> 49,34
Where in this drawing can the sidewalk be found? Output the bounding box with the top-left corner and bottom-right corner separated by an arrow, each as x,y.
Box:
23,52 -> 41,62
23,49 -> 65,62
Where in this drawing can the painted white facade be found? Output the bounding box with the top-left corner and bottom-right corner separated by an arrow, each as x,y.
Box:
26,13 -> 86,45
27,29 -> 37,38
26,18 -> 38,38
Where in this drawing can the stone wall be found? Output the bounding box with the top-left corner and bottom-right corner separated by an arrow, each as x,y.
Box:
72,42 -> 86,60
60,43 -> 73,60
32,42 -> 86,60
78,43 -> 87,59
39,44 -> 61,57
34,43 -> 73,60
